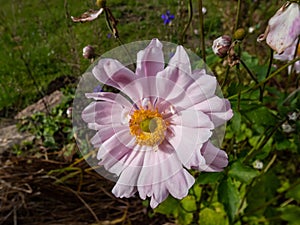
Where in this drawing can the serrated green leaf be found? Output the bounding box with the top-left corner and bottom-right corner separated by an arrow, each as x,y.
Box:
218,177 -> 239,223
228,160 -> 259,183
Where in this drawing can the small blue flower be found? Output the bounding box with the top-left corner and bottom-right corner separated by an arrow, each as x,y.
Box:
107,33 -> 112,39
93,85 -> 102,93
161,10 -> 175,25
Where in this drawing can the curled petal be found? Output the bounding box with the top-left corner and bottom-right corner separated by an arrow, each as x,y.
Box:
71,8 -> 104,22
196,141 -> 228,172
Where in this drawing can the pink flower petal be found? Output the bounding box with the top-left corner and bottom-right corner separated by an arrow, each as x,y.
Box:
82,101 -> 128,126
162,45 -> 192,86
258,2 -> 300,54
92,59 -> 140,99
167,125 -> 212,168
97,129 -> 136,175
194,96 -> 233,127
169,109 -> 214,129
136,39 -> 164,77
85,92 -> 133,109
196,141 -> 228,172
90,124 -> 125,147
111,141 -> 195,208
112,183 -> 137,198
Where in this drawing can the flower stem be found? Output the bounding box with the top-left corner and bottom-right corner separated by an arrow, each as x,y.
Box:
198,0 -> 206,62
261,49 -> 273,101
234,0 -> 242,32
228,57 -> 300,100
180,0 -> 193,44
239,58 -> 263,100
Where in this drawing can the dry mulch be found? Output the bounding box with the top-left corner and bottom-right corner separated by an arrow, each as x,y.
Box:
0,150 -> 172,225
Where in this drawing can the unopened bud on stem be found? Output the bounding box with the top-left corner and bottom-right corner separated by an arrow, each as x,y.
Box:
212,35 -> 232,58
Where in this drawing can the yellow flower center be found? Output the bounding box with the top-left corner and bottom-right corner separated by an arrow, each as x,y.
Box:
129,107 -> 167,146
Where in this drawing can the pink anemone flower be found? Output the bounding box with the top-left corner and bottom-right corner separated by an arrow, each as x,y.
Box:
81,39 -> 233,208
257,2 -> 300,54
274,38 -> 300,74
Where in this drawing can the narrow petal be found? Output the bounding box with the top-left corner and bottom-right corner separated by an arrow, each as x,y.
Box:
161,45 -> 192,86
136,39 -> 164,77
90,124 -> 126,147
85,92 -> 133,109
112,183 -> 137,198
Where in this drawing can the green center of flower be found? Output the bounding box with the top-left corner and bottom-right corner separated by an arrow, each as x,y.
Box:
140,118 -> 157,132
129,107 -> 167,147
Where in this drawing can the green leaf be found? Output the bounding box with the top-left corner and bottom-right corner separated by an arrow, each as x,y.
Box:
155,196 -> 194,225
228,160 -> 259,183
286,183 -> 300,202
199,207 -> 228,225
196,172 -> 224,185
280,205 -> 300,225
245,171 -> 280,216
231,111 -> 241,133
218,177 -> 239,223
244,106 -> 276,126
155,196 -> 179,216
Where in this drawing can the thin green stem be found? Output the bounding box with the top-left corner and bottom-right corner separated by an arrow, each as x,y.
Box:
243,120 -> 283,163
180,0 -> 193,44
235,66 -> 242,111
239,59 -> 259,85
221,65 -> 230,88
234,0 -> 242,32
261,49 -> 273,101
198,0 -> 206,62
240,58 -> 263,100
228,57 -> 300,100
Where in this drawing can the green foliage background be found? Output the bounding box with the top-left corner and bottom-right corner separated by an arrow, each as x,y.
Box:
0,0 -> 299,224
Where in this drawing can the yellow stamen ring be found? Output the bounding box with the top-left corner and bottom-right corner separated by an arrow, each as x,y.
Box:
129,107 -> 167,146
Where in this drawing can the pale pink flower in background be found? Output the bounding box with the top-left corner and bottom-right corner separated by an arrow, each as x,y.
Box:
257,2 -> 300,54
274,38 -> 300,74
82,39 -> 233,208
71,8 -> 104,23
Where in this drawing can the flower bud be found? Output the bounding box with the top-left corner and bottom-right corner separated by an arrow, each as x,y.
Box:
96,0 -> 106,8
82,45 -> 96,59
212,35 -> 232,58
233,28 -> 246,40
